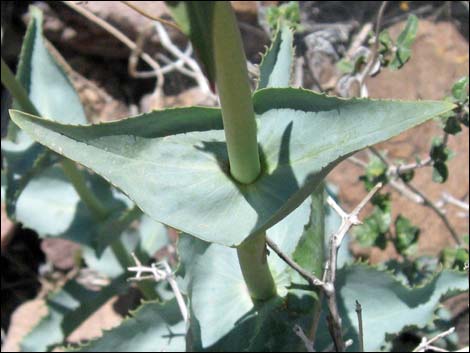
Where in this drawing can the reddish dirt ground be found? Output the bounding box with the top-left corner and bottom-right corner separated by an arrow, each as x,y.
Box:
328,19 -> 469,262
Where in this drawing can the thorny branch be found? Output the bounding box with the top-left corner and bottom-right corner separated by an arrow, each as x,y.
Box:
355,300 -> 364,352
323,182 -> 384,351
375,132 -> 460,244
405,182 -> 462,245
265,237 -> 324,287
348,145 -> 464,246
128,24 -> 165,97
293,325 -> 314,352
267,183 -> 384,351
437,192 -> 470,218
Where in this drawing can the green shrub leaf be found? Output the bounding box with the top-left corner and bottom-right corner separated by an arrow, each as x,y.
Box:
265,1 -> 301,32
394,215 -> 420,256
451,76 -> 469,103
444,115 -> 463,135
389,15 -> 418,70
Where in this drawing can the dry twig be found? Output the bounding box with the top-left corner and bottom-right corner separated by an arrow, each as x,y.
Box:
357,1 -> 388,91
323,182 -> 384,351
348,147 -> 462,246
154,22 -> 216,102
128,253 -> 189,324
121,1 -> 182,33
413,327 -> 455,352
355,300 -> 364,352
293,325 -> 314,352
63,1 -> 163,77
266,237 -> 324,287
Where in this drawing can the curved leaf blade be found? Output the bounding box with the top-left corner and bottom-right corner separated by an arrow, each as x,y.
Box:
315,264 -> 469,352
21,276 -> 128,352
257,25 -> 294,90
3,5 -> 86,217
179,198 -> 313,349
15,6 -> 86,123
9,89 -> 454,246
72,299 -> 186,352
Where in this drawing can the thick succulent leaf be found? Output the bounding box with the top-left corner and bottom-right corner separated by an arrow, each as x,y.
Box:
19,210 -> 169,351
72,299 -> 186,352
181,239 -> 278,352
182,237 -> 253,350
165,1 -> 215,86
21,275 -> 128,352
292,185 -> 325,280
179,199 -> 312,349
257,25 -> 294,89
9,88 -> 453,246
15,161 -> 169,268
2,141 -> 56,216
82,214 -> 169,278
315,264 -> 469,352
15,165 -> 127,248
136,215 -> 171,259
266,197 -> 311,279
2,5 -> 86,217
14,6 -> 86,123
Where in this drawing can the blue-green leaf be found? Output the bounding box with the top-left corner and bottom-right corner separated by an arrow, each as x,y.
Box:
315,264 -> 469,352
19,207 -> 169,351
21,275 -> 128,352
71,299 -> 186,352
15,165 -> 127,247
9,88 -> 454,247
257,25 -> 294,90
180,197 -> 312,349
13,6 -> 86,123
2,5 -> 86,217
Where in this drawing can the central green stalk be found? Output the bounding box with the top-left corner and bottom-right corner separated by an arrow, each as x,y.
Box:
212,2 -> 276,301
237,232 -> 277,300
212,1 -> 261,185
